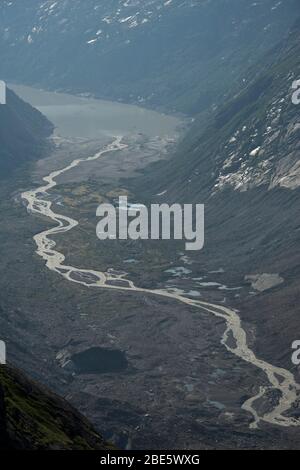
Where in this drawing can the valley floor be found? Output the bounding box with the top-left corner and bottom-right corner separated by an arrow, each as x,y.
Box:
1,133 -> 300,449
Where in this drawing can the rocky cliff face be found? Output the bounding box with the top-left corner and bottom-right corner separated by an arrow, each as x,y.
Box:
210,25 -> 300,194
155,19 -> 300,198
0,365 -> 111,450
1,0 -> 299,113
0,88 -> 53,178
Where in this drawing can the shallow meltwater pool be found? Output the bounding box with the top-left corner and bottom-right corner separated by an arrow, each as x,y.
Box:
71,347 -> 128,375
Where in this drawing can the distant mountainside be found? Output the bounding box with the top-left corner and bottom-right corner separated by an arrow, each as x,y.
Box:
0,0 -> 299,113
136,18 -> 300,372
0,88 -> 53,178
150,18 -> 300,199
0,365 -> 111,450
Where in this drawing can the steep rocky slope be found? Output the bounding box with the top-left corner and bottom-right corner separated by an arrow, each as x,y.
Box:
162,19 -> 300,198
1,0 -> 299,113
0,88 -> 53,178
135,18 -> 300,373
0,365 -> 111,450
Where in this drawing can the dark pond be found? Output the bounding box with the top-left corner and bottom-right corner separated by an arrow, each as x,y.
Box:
71,347 -> 128,374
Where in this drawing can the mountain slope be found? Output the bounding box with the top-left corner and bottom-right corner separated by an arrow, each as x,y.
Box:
0,365 -> 111,450
0,88 -> 53,178
149,18 -> 300,199
134,18 -> 300,373
1,0 -> 299,113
